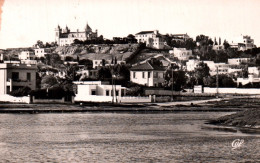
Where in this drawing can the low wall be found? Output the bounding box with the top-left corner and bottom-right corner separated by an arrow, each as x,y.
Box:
120,96 -> 151,103
204,87 -> 260,95
145,90 -> 215,97
0,94 -> 30,104
75,95 -> 113,103
75,95 -> 152,103
32,96 -> 65,104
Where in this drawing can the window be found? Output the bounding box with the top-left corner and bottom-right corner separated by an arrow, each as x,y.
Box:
116,91 -> 119,96
154,72 -> 158,78
91,90 -> 96,95
27,73 -> 31,81
12,72 -> 19,81
142,72 -> 145,78
106,90 -> 109,96
133,72 -> 136,78
148,72 -> 151,78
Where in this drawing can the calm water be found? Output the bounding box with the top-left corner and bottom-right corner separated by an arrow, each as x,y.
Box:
0,111 -> 259,162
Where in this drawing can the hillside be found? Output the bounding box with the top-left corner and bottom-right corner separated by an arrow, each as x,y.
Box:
54,44 -> 140,61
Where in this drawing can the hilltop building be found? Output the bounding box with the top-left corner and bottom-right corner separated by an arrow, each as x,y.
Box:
55,23 -> 98,46
230,35 -> 255,51
0,63 -> 37,94
135,30 -> 166,49
171,34 -> 190,42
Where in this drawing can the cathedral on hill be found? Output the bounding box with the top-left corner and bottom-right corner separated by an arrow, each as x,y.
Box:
55,22 -> 98,46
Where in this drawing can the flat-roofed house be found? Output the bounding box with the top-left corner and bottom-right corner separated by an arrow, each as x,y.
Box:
0,63 -> 37,94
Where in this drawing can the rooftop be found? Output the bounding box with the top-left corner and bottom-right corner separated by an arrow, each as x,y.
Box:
130,62 -> 165,71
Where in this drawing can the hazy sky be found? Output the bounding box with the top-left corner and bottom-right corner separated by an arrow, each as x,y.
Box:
0,0 -> 260,49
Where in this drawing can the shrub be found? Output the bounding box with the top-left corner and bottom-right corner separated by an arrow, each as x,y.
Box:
9,87 -> 31,97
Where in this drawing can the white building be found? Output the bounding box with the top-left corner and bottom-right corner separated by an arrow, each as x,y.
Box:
228,58 -> 252,65
248,67 -> 260,77
73,81 -> 126,103
92,59 -> 126,69
130,62 -> 165,87
230,35 -> 255,51
171,34 -> 190,42
18,51 -> 35,60
186,59 -> 200,71
34,48 -> 52,58
135,30 -> 165,49
0,63 -> 37,95
237,74 -> 260,86
55,23 -> 98,46
170,48 -> 192,61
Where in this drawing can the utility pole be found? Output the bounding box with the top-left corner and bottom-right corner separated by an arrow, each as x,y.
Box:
216,66 -> 219,98
171,68 -> 174,101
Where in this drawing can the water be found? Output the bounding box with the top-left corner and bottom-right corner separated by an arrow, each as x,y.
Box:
0,111 -> 259,162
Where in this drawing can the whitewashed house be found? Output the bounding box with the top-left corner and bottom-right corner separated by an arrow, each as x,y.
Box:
130,62 -> 166,87
18,51 -> 35,60
34,48 -> 52,58
186,59 -> 200,71
169,48 -> 192,61
237,74 -> 260,86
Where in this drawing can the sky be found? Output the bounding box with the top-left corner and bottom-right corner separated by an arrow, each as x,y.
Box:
0,0 -> 260,49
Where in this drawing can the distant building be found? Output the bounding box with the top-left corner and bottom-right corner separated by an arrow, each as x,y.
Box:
230,35 -> 255,51
237,75 -> 260,86
248,67 -> 260,77
186,59 -> 200,71
171,34 -> 190,42
34,48 -> 52,58
0,63 -> 37,94
18,51 -> 35,60
92,59 -> 126,69
228,58 -> 253,65
169,48 -> 192,61
77,69 -> 99,80
135,30 -> 166,49
55,23 -> 98,46
130,62 -> 166,87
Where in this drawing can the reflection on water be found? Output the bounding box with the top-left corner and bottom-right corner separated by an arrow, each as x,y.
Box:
0,112 -> 259,162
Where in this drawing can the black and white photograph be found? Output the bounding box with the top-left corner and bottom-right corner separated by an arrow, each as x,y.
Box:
0,0 -> 259,162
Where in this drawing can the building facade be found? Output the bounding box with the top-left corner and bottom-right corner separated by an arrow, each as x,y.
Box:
18,51 -> 35,60
130,62 -> 165,87
135,30 -> 165,49
230,35 -> 255,51
55,23 -> 98,46
34,48 -> 52,58
0,63 -> 37,94
169,48 -> 192,61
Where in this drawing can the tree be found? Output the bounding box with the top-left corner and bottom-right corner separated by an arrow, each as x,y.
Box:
223,40 -> 230,49
194,62 -> 210,85
45,53 -> 62,67
35,40 -> 44,48
165,69 -> 187,91
97,67 -> 112,80
41,75 -> 58,89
